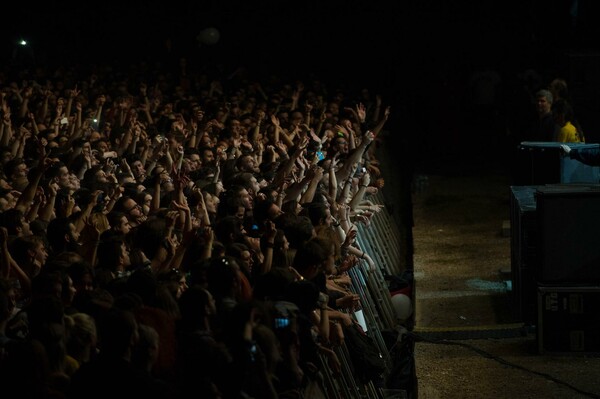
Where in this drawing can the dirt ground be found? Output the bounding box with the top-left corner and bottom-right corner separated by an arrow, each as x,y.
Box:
410,168 -> 600,399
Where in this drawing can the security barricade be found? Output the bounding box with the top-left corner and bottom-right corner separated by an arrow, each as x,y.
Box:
360,190 -> 404,276
318,185 -> 413,398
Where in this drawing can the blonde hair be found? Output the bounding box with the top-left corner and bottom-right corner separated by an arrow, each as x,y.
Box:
66,312 -> 97,347
315,225 -> 342,261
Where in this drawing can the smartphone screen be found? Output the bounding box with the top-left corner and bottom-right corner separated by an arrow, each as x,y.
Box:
274,317 -> 290,329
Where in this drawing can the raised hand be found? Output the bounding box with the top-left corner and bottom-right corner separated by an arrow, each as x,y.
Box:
369,204 -> 385,213
297,136 -> 310,151
120,157 -> 132,175
309,128 -> 321,144
360,171 -> 371,187
165,210 -> 180,230
22,86 -> 33,99
337,293 -> 361,311
337,203 -> 350,222
96,94 -> 106,107
171,200 -> 190,213
330,153 -> 341,171
312,165 -> 325,182
69,85 -> 80,99
201,225 -> 214,243
270,114 -> 281,128
342,228 -> 357,247
275,141 -> 287,154
383,105 -> 391,119
334,124 -> 348,136
365,186 -> 379,196
264,220 -> 277,241
363,130 -> 375,144
304,103 -> 313,114
355,102 -> 366,123
354,214 -> 370,226
47,180 -> 59,198
140,82 -> 147,97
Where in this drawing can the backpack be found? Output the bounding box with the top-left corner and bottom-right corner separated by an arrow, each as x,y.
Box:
385,270 -> 414,297
343,323 -> 387,385
385,329 -> 417,399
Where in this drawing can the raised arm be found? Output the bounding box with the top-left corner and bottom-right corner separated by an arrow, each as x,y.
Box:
38,180 -> 59,222
269,114 -> 294,148
2,228 -> 32,298
371,105 -> 391,138
64,86 -> 80,124
348,170 -> 371,211
290,81 -> 304,111
328,155 -> 339,200
271,136 -> 309,189
371,94 -> 383,124
15,141 -> 49,215
18,85 -> 33,119
0,102 -> 13,148
257,220 -> 277,275
335,130 -> 375,183
251,109 -> 266,145
299,165 -> 324,205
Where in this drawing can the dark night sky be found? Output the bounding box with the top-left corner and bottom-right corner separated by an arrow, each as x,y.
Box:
5,1 -> 593,81
4,1 -> 599,155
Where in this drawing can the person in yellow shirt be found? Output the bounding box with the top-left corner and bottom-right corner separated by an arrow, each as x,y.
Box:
552,99 -> 585,143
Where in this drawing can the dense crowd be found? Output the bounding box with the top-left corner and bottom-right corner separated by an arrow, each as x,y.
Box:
0,58 -> 392,398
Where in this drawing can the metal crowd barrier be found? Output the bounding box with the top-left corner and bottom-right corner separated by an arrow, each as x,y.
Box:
359,190 -> 404,276
318,187 -> 410,398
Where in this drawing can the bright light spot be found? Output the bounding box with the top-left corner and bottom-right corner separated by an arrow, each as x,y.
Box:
19,40 -> 27,46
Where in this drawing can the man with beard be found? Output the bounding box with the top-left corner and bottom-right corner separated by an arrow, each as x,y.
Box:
46,217 -> 81,256
113,196 -> 147,229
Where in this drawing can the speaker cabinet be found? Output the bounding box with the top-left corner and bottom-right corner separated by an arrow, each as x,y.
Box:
536,186 -> 600,285
510,185 -> 541,324
537,286 -> 600,354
